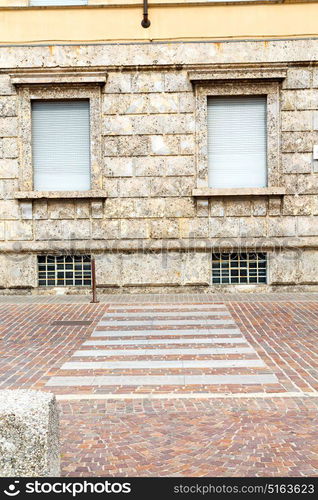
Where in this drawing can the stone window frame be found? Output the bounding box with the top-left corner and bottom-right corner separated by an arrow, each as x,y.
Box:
17,84 -> 102,194
194,81 -> 280,190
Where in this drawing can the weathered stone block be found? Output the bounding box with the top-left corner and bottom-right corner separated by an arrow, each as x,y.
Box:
297,216 -> 318,236
119,178 -> 149,197
6,220 -> 33,240
0,159 -> 18,178
148,93 -> 179,114
95,253 -> 121,286
150,219 -> 179,239
92,220 -> 119,239
150,177 -> 193,197
196,199 -> 209,217
0,254 -> 37,288
0,97 -> 17,117
281,132 -> 318,153
0,117 -> 17,137
282,153 -> 312,173
0,200 -> 19,219
181,252 -> 210,285
75,200 -> 90,219
0,389 -> 60,477
114,136 -> 150,156
312,69 -> 318,88
269,250 -> 299,284
48,201 -> 75,220
0,222 -> 4,240
0,179 -> 18,199
122,252 -> 181,286
268,217 -> 296,237
131,72 -> 164,93
180,218 -> 209,238
313,111 -> 318,130
210,218 -> 240,238
105,178 -> 119,197
104,72 -> 131,93
165,198 -> 195,217
179,93 -> 195,112
20,201 -> 33,220
298,250 -> 318,283
104,157 -> 134,177
252,198 -> 267,216
283,68 -> 312,89
91,201 -> 104,219
281,111 -> 313,132
35,220 -> 91,240
268,197 -> 282,216
33,200 -> 48,220
2,138 -> 18,158
283,195 -> 312,216
0,75 -> 15,96
120,219 -> 148,239
179,136 -> 195,154
239,218 -> 267,238
282,90 -> 318,111
210,199 -> 225,217
225,199 -> 251,217
150,135 -> 176,155
164,72 -> 192,92
134,156 -> 194,177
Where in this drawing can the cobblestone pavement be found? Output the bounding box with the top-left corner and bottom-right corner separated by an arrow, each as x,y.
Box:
0,294 -> 317,476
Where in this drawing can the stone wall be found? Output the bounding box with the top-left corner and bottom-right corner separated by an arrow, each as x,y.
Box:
1,40 -> 318,292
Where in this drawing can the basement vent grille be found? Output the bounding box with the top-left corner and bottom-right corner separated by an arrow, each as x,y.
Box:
212,252 -> 267,285
38,255 -> 91,286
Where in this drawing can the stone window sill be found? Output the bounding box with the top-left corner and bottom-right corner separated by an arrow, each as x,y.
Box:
192,187 -> 286,197
14,190 -> 107,200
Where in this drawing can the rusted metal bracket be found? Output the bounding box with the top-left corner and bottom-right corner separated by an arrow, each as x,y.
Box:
141,0 -> 151,28
90,258 -> 99,304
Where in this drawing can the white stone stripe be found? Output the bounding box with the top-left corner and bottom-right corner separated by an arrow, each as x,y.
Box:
108,304 -> 226,310
46,373 -> 278,387
104,311 -> 230,318
84,338 -> 248,346
61,359 -> 265,370
92,329 -> 241,337
99,319 -> 235,326
72,347 -> 255,357
56,392 -> 318,401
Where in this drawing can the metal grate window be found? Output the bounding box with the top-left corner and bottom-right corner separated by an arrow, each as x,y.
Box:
38,255 -> 91,286
212,252 -> 267,285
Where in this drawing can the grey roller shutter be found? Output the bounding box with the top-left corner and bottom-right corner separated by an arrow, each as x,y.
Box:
207,96 -> 267,189
32,100 -> 91,191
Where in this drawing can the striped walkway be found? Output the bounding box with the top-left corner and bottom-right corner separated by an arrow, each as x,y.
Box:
46,302 -> 281,394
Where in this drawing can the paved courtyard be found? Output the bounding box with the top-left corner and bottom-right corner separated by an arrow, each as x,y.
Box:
0,293 -> 317,476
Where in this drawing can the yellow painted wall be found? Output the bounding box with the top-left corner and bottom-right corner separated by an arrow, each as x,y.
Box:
0,3 -> 318,43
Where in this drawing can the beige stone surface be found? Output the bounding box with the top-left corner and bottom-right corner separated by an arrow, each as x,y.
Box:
0,389 -> 60,477
0,40 -> 318,291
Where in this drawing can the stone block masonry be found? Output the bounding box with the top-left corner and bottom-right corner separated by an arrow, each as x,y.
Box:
0,389 -> 60,477
1,39 -> 318,292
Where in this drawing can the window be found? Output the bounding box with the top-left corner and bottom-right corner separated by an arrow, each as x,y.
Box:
207,96 -> 267,189
38,255 -> 91,286
30,1 -> 88,6
212,252 -> 267,285
32,100 -> 91,191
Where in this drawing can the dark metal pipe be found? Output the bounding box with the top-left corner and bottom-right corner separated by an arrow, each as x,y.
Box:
141,0 -> 150,28
90,258 -> 99,304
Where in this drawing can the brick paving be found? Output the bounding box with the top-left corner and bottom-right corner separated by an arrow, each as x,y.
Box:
0,294 -> 317,476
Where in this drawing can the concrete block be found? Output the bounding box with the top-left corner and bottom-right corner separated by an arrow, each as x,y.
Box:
0,389 -> 59,477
